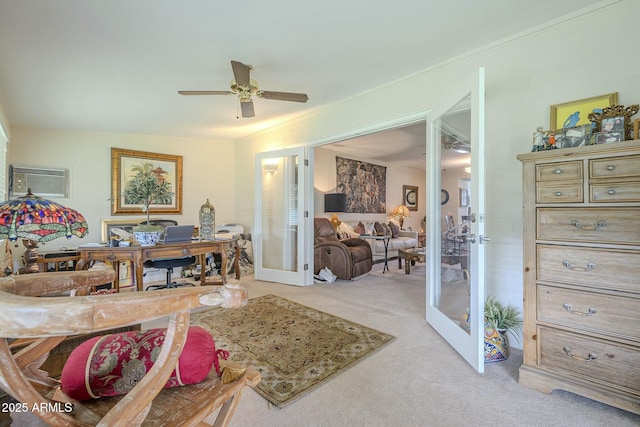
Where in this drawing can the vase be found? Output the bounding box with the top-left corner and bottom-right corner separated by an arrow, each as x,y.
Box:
484,322 -> 509,363
133,231 -> 162,246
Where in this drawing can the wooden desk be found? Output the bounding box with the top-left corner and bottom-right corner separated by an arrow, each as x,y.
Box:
77,239 -> 239,292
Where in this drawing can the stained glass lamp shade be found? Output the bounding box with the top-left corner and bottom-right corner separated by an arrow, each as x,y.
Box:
0,189 -> 88,273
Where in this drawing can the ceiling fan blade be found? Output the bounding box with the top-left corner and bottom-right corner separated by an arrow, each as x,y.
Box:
231,60 -> 251,87
241,100 -> 255,118
178,90 -> 233,96
257,90 -> 309,103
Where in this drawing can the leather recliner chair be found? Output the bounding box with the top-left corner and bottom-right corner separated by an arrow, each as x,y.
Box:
314,218 -> 372,280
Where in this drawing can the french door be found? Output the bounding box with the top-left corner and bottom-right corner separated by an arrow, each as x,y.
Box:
426,68 -> 487,372
253,147 -> 312,286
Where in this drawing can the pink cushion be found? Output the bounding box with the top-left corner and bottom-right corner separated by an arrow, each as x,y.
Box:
60,326 -> 217,401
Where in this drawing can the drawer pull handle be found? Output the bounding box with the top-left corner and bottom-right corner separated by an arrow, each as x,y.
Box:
606,165 -> 615,171
607,189 -> 616,195
554,169 -> 563,174
555,191 -> 563,197
563,346 -> 597,362
562,260 -> 596,271
562,303 -> 597,316
570,220 -> 606,231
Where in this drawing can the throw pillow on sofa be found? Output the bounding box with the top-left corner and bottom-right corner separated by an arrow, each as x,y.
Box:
60,326 -> 225,401
374,221 -> 392,236
353,222 -> 366,235
337,222 -> 360,239
387,221 -> 400,238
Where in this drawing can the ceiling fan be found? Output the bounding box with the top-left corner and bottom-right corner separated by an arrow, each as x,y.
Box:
178,60 -> 309,118
442,134 -> 470,152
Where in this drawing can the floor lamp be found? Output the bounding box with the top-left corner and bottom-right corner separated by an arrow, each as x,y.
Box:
324,193 -> 347,229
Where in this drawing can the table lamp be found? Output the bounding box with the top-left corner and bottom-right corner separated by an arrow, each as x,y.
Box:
391,204 -> 410,229
0,188 -> 88,274
324,193 -> 347,229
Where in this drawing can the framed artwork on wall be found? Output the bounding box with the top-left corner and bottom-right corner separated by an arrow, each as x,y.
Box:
403,185 -> 418,211
549,93 -> 617,131
336,156 -> 386,213
111,148 -> 183,216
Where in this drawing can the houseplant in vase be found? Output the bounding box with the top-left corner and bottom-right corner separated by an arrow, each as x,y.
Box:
484,296 -> 523,362
122,164 -> 174,246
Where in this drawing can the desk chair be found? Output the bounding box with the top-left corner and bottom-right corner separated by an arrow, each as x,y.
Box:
143,220 -> 196,290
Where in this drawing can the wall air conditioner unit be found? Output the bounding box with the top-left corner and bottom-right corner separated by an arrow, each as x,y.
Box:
9,165 -> 69,198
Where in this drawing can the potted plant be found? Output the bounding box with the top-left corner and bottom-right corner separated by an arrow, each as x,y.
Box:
122,164 -> 174,246
484,296 -> 523,362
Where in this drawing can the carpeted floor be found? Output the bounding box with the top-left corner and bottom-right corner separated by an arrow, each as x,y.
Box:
190,294 -> 394,407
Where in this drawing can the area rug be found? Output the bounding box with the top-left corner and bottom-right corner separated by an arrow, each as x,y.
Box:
190,294 -> 395,407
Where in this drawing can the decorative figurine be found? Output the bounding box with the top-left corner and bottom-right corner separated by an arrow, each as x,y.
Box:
199,199 -> 215,241
547,132 -> 557,149
531,126 -> 545,151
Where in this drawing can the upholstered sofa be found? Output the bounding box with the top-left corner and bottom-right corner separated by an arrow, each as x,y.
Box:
337,219 -> 419,260
314,218 -> 373,280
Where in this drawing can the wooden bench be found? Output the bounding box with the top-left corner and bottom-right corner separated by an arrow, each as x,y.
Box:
0,269 -> 260,426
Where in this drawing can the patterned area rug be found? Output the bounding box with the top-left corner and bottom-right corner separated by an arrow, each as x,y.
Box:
190,294 -> 395,407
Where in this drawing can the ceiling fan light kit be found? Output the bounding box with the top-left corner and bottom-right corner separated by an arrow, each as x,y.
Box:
179,60 -> 308,118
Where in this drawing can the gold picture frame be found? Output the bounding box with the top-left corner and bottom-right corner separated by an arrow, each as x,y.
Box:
550,93 -> 618,131
403,185 -> 418,211
111,148 -> 183,215
588,104 -> 640,141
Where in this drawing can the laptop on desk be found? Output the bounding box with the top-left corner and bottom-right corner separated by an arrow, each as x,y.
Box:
159,225 -> 195,244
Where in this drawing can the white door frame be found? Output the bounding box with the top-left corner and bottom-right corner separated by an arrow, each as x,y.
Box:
254,147 -> 311,286
425,67 -> 486,373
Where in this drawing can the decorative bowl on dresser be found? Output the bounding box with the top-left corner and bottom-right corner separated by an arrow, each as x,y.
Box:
517,139 -> 640,415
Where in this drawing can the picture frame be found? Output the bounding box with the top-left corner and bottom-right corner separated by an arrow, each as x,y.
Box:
588,104 -> 640,141
101,218 -> 152,242
550,93 -> 618,131
561,124 -> 592,148
593,131 -> 624,145
403,185 -> 418,211
459,188 -> 469,207
111,148 -> 183,215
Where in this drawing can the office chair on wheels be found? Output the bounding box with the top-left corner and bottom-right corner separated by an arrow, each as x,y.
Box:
142,220 -> 196,290
145,256 -> 196,290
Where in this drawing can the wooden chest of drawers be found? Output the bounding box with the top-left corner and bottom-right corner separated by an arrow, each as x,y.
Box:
517,140 -> 640,415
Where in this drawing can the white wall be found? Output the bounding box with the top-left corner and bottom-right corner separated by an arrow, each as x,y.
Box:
314,146 -> 426,230
8,127 -> 235,250
234,1 -> 640,346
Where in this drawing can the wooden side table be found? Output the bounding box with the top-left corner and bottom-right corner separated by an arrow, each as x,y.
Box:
36,250 -> 81,273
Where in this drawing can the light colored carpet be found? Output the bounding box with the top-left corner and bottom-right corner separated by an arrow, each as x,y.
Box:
190,294 -> 394,407
219,263 -> 639,427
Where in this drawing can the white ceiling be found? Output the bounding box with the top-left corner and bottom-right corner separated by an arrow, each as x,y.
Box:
0,1 -> 603,167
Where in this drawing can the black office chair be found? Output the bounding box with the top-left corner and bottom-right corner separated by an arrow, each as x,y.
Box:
143,220 -> 196,290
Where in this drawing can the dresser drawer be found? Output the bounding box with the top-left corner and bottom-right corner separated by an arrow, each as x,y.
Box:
537,285 -> 640,341
590,155 -> 640,179
590,181 -> 640,203
538,326 -> 640,393
537,208 -> 640,244
536,184 -> 583,203
536,161 -> 583,182
537,245 -> 640,293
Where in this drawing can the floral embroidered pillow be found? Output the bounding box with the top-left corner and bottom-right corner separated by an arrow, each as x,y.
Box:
60,326 -> 223,400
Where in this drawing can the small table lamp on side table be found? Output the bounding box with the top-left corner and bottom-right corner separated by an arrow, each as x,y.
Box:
324,193 -> 347,229
391,204 -> 410,229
